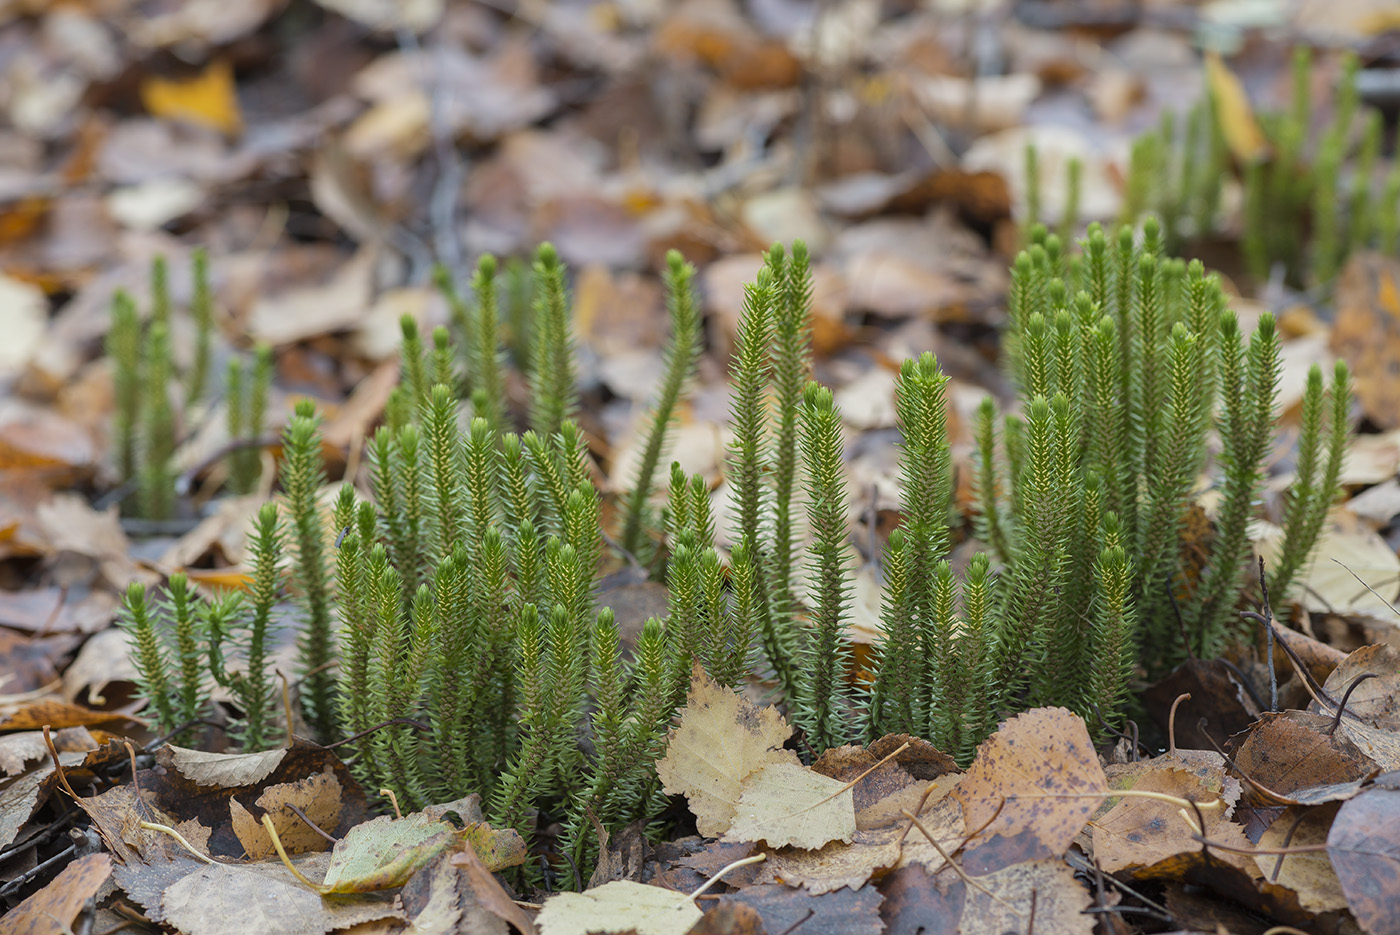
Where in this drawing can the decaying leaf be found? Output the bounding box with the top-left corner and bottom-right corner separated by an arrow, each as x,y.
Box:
161,853 -> 404,935
535,880 -> 702,935
451,837 -> 539,935
656,662 -> 797,836
1327,787 -> 1400,935
230,767 -> 344,858
1257,805 -> 1348,912
958,859 -> 1095,935
4,853 -> 111,935
756,791 -> 965,894
1230,711 -> 1377,804
1091,766 -> 1249,874
952,708 -> 1107,876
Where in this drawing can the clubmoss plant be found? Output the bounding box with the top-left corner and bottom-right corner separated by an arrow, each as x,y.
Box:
1111,47 -> 1394,288
126,228 -> 1352,885
282,400 -> 335,739
109,251 -> 275,516
619,251 -> 703,560
226,344 -> 273,495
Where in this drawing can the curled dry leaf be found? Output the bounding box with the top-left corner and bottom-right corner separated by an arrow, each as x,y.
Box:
951,707 -> 1107,877
655,661 -> 797,837
1230,711 -> 1378,805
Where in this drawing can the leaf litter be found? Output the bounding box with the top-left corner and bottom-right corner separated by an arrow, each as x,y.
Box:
5,1 -> 1400,932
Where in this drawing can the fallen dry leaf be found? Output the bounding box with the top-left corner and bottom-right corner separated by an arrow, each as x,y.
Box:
1230,711 -> 1378,805
655,662 -> 798,836
230,768 -> 344,858
1257,804 -> 1348,913
451,836 -> 539,935
0,726 -> 99,777
957,859 -> 1094,935
1092,766 -> 1247,874
724,760 -> 856,850
161,853 -> 404,935
535,880 -> 702,935
952,708 -> 1107,876
139,59 -> 243,136
1327,787 -> 1400,935
4,852 -> 111,935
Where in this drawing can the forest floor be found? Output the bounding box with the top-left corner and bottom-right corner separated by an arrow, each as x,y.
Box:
2,1 -> 1400,933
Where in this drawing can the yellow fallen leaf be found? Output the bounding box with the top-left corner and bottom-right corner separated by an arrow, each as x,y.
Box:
1205,52 -> 1268,164
654,661 -> 798,836
140,59 -> 243,136
724,761 -> 856,850
536,881 -> 701,935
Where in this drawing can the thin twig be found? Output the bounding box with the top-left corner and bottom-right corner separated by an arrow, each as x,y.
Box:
1327,672 -> 1378,736
901,809 -> 1022,916
283,802 -> 338,845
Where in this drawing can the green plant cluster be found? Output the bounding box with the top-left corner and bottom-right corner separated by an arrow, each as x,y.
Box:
121,227 -> 1349,887
314,246 -> 705,877
1117,49 -> 1399,286
107,251 -> 273,517
119,501 -> 284,750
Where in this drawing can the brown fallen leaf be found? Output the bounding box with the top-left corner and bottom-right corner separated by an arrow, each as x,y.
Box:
879,864 -> 962,935
4,852 -> 111,935
813,736 -> 960,831
1,752 -> 90,851
1327,787 -> 1400,935
452,834 -> 539,935
1315,642 -> 1400,729
655,661 -> 798,837
956,859 -> 1094,935
722,882 -> 884,935
951,707 -> 1107,876
161,853 -> 404,935
1091,766 -> 1248,874
0,726 -> 99,777
0,696 -> 136,731
1230,711 -> 1378,805
230,767 -> 344,858
756,793 -> 964,894
689,900 -> 765,935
